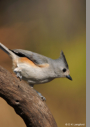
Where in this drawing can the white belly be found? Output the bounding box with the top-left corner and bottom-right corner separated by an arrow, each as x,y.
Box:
16,63 -> 53,84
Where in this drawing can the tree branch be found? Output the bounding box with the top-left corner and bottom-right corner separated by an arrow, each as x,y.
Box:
0,66 -> 58,127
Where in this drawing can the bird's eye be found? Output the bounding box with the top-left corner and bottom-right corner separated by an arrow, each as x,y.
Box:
62,68 -> 66,72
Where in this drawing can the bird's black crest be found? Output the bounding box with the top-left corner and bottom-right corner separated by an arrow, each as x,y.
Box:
60,51 -> 69,68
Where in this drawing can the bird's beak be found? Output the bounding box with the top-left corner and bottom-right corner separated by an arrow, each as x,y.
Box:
66,75 -> 72,80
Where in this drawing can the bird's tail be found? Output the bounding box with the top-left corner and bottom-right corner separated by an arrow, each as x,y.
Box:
0,43 -> 17,59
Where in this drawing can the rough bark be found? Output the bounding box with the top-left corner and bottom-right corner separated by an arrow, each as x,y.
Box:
0,66 -> 58,127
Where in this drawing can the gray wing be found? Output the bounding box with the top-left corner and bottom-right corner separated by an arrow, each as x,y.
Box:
10,49 -> 49,65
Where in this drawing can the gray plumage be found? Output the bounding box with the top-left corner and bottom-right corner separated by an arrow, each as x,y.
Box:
0,43 -> 72,100
10,49 -> 70,78
10,49 -> 69,68
10,49 -> 50,65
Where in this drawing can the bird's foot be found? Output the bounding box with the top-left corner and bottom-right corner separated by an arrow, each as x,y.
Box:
16,72 -> 22,81
14,68 -> 22,81
36,91 -> 46,101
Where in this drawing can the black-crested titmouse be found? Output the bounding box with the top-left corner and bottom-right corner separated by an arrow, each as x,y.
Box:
0,43 -> 72,100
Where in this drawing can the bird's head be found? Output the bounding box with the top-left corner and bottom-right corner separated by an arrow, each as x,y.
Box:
55,51 -> 72,80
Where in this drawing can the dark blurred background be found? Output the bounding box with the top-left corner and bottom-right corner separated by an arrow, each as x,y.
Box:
0,0 -> 86,127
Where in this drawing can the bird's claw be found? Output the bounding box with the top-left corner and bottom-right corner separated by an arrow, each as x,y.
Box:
16,72 -> 22,81
36,91 -> 46,101
41,96 -> 46,101
14,69 -> 22,81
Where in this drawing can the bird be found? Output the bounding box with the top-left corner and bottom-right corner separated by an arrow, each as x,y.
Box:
0,43 -> 72,101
